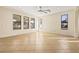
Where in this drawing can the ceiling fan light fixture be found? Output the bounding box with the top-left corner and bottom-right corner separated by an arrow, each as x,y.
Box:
38,6 -> 51,14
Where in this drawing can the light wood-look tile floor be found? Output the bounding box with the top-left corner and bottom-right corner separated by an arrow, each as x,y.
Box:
0,32 -> 79,53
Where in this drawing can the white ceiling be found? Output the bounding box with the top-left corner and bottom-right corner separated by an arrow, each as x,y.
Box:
5,6 -> 77,17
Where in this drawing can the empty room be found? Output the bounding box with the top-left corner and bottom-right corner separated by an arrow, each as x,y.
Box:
0,6 -> 79,53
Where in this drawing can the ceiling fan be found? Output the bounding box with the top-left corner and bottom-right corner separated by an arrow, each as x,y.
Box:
38,6 -> 51,13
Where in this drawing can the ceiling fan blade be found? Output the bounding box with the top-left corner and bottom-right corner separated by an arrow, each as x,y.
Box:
38,9 -> 42,11
38,6 -> 50,13
43,9 -> 51,12
39,6 -> 42,9
41,11 -> 47,13
38,10 -> 47,13
44,11 -> 47,13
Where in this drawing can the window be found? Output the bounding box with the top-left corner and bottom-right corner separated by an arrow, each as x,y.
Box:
13,14 -> 21,30
61,14 -> 68,30
23,16 -> 29,29
30,18 -> 35,29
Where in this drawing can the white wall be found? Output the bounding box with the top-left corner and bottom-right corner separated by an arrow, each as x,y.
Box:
41,9 -> 77,36
0,7 -> 78,38
0,7 -> 38,38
